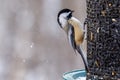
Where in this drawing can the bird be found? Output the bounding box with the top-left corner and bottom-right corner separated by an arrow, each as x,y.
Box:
57,8 -> 89,72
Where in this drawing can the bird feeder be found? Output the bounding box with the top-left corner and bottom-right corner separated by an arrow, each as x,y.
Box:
86,0 -> 120,79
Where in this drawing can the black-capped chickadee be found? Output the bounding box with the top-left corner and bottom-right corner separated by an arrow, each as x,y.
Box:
57,9 -> 89,72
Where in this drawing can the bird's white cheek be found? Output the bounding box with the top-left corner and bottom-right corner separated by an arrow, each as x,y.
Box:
59,18 -> 67,28
59,13 -> 68,28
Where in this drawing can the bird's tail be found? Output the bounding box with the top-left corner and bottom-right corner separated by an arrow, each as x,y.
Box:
76,46 -> 89,72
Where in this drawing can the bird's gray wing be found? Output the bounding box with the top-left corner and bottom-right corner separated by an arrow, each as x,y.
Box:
67,24 -> 77,51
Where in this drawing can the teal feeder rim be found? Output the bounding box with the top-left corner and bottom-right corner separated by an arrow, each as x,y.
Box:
63,69 -> 86,80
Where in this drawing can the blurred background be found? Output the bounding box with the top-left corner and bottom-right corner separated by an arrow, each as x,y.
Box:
0,0 -> 86,80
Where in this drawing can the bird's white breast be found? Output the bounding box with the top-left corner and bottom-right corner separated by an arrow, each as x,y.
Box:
70,17 -> 83,27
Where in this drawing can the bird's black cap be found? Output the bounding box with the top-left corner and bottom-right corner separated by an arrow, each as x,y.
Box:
58,9 -> 72,17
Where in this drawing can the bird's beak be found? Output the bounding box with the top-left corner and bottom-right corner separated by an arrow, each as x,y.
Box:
71,10 -> 74,13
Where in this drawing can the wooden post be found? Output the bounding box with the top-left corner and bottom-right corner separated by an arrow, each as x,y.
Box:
86,0 -> 120,79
